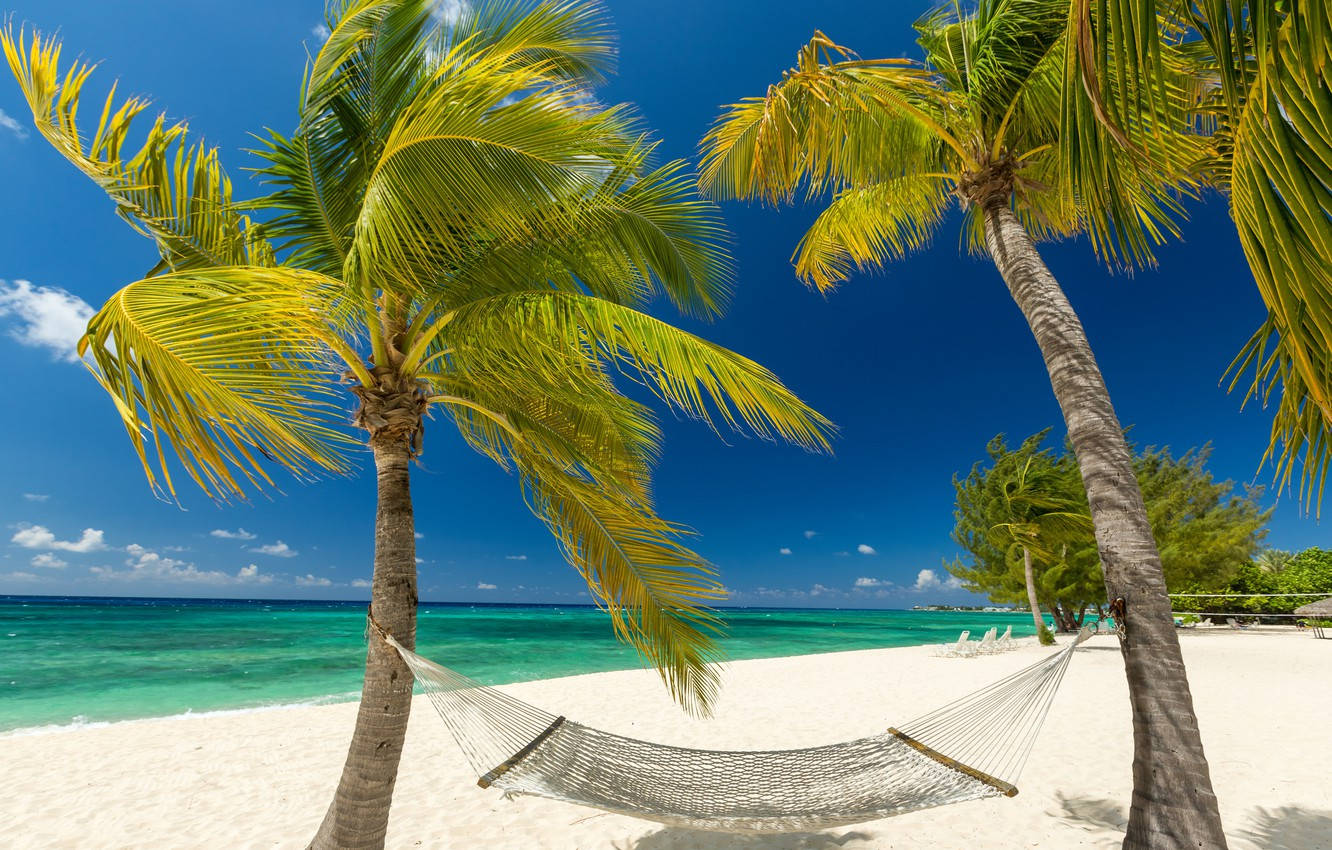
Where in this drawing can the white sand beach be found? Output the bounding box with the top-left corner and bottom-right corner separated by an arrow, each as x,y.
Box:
2,629 -> 1327,850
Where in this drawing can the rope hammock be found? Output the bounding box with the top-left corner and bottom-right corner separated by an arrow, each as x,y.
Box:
382,628 -> 1091,833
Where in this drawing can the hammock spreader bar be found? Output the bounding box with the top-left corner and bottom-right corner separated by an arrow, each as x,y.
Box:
478,715 -> 567,789
885,727 -> 1018,797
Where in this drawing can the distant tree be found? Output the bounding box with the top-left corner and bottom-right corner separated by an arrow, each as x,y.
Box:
953,433 -> 1271,629
1173,548 -> 1332,617
949,431 -> 1091,644
1135,445 -> 1271,590
1255,549 -> 1295,574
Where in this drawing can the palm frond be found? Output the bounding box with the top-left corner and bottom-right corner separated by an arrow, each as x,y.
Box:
442,291 -> 836,452
699,34 -> 953,203
519,450 -> 725,716
1,27 -> 272,275
80,267 -> 357,500
793,175 -> 951,291
445,0 -> 616,83
1224,11 -> 1332,513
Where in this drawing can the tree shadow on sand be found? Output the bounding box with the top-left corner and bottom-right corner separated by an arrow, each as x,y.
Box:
1051,793 -> 1332,850
620,828 -> 873,849
1237,805 -> 1332,850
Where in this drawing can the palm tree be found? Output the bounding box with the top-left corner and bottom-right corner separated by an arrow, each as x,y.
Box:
990,455 -> 1093,643
699,2 -> 1228,847
2,2 -> 831,847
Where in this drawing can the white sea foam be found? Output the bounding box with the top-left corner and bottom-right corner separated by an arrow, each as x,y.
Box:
0,691 -> 361,739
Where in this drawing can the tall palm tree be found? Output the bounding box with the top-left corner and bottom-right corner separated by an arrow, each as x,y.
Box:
3,2 -> 831,847
699,2 -> 1228,847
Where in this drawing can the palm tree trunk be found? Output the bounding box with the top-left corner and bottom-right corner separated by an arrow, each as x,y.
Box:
309,436 -> 418,850
982,202 -> 1228,849
1022,546 -> 1045,634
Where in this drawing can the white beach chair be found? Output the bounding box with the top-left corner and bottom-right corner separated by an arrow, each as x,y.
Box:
976,627 -> 998,654
994,625 -> 1013,652
935,630 -> 974,658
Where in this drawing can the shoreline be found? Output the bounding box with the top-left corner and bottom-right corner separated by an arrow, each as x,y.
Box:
2,629 -> 1327,849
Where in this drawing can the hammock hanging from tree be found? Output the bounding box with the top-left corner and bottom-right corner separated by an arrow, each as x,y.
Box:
381,628 -> 1090,833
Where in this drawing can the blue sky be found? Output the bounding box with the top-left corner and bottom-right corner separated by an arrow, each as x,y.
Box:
0,1 -> 1321,606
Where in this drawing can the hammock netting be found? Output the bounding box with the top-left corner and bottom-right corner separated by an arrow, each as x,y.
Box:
384,629 -> 1089,833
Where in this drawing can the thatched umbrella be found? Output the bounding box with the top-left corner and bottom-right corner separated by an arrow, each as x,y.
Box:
1295,597 -> 1332,638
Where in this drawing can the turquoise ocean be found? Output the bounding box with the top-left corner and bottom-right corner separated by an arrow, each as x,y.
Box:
0,597 -> 1036,733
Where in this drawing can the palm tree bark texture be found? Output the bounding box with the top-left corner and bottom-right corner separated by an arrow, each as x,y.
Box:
983,200 -> 1228,848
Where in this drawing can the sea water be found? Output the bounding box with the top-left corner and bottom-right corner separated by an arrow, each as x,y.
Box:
0,596 -> 1035,732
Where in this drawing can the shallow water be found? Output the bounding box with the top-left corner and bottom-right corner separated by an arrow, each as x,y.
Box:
0,596 -> 1034,732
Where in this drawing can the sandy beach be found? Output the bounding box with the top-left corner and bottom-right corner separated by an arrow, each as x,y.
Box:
2,628 -> 1327,849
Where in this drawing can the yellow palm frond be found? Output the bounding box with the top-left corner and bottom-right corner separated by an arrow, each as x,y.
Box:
442,291 -> 836,452
794,175 -> 952,291
1,27 -> 272,274
81,268 -> 358,500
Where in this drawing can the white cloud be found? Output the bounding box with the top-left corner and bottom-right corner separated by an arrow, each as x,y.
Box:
914,569 -> 963,592
0,280 -> 95,362
0,571 -> 38,581
91,544 -> 232,584
211,528 -> 256,541
414,557 -> 424,564
476,581 -> 497,590
296,573 -> 332,587
22,493 -> 49,502
504,554 -> 527,561
311,23 -> 332,40
803,530 -> 818,539
350,578 -> 371,588
854,576 -> 888,588
11,525 -> 106,553
30,553 -> 66,569
249,540 -> 298,558
857,544 -> 877,556
414,532 -> 424,539
779,547 -> 792,555
0,108 -> 27,140
809,583 -> 837,597
235,564 -> 272,584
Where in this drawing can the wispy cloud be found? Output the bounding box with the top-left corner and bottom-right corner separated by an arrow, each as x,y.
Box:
92,544 -> 233,584
433,0 -> 469,24
311,23 -> 331,41
211,528 -> 256,540
778,547 -> 792,555
22,493 -> 49,502
476,581 -> 497,590
414,532 -> 424,539
914,568 -> 962,592
249,540 -> 298,558
857,543 -> 877,556
0,280 -> 95,362
0,571 -> 38,582
11,525 -> 106,553
854,576 -> 889,588
504,554 -> 527,561
296,573 -> 332,587
30,553 -> 67,569
803,530 -> 818,539
0,108 -> 28,140
350,578 -> 371,588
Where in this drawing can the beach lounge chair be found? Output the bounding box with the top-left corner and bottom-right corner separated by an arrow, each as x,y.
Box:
994,625 -> 1013,652
934,630 -> 973,658
976,627 -> 998,654
1227,617 -> 1250,630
